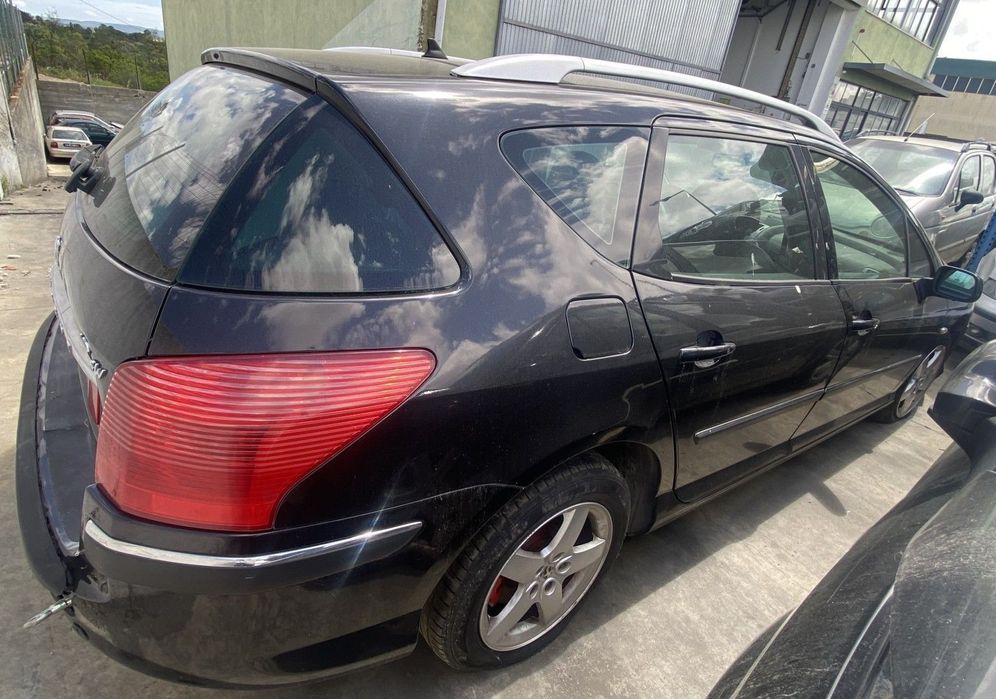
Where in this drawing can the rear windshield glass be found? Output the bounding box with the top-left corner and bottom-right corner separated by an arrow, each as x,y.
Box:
848,139 -> 958,197
80,66 -> 307,280
180,100 -> 460,294
52,129 -> 83,140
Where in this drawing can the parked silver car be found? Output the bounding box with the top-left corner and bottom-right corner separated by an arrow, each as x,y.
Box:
848,135 -> 995,263
962,247 -> 996,347
45,125 -> 91,159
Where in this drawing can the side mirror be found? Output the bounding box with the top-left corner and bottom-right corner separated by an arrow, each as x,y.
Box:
957,188 -> 984,210
933,265 -> 983,302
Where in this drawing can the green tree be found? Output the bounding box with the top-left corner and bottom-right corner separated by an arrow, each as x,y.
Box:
24,12 -> 168,91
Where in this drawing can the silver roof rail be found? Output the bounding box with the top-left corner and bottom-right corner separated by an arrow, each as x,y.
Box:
452,54 -> 840,142
324,46 -> 424,57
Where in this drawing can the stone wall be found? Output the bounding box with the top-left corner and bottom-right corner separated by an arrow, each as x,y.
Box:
10,61 -> 47,185
0,58 -> 47,193
37,78 -> 156,127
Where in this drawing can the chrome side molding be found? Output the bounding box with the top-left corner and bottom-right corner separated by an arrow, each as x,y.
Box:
82,520 -> 422,570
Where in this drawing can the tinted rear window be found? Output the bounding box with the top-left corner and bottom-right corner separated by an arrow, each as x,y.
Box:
52,129 -> 83,140
80,66 -> 307,280
180,100 -> 460,294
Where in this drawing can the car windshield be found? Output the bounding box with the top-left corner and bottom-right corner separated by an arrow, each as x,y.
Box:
52,129 -> 83,140
848,139 -> 958,196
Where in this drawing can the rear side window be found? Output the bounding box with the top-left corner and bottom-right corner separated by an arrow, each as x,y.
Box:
982,156 -> 996,195
501,127 -> 649,266
181,101 -> 460,293
80,66 -> 308,280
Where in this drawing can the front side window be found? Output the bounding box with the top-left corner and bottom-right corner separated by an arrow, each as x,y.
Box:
634,135 -> 816,281
810,151 -> 908,279
182,101 -> 460,293
502,126 -> 649,266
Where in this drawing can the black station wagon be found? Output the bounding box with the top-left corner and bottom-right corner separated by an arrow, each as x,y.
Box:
16,46 -> 983,686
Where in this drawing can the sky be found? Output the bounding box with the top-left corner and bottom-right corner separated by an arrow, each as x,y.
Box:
14,0 -> 164,30
9,0 -> 996,60
939,0 -> 996,60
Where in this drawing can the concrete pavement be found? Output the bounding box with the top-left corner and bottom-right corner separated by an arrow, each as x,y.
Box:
0,183 -> 958,698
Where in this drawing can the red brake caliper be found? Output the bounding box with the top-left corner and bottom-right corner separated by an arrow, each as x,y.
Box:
488,576 -> 505,606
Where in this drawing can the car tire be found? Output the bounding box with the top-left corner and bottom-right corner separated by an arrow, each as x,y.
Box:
870,346 -> 946,424
422,453 -> 630,670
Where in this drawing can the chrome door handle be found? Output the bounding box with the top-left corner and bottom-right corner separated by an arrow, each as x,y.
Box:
679,342 -> 736,364
849,317 -> 880,335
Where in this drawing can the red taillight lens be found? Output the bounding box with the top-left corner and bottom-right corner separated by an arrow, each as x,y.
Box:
94,350 -> 435,531
49,141 -> 58,149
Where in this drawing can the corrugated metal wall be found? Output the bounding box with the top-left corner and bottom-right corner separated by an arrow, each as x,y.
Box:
495,0 -> 741,80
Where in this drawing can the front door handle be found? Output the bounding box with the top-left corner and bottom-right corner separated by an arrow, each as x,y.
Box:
679,342 -> 736,365
849,317 -> 880,336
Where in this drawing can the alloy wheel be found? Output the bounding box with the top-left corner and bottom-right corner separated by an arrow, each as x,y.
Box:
478,502 -> 613,651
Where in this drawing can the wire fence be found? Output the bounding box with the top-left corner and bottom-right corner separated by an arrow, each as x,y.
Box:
0,0 -> 27,101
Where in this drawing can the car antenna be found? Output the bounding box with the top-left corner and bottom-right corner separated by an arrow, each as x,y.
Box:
423,37 -> 447,60
904,114 -> 933,141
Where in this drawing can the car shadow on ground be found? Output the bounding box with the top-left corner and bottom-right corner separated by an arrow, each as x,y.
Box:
251,408 -> 925,698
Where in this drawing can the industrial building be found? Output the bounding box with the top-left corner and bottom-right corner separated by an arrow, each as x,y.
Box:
907,57 -> 996,140
161,0 -> 960,138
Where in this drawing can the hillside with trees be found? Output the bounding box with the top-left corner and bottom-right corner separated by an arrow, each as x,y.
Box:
23,13 -> 168,91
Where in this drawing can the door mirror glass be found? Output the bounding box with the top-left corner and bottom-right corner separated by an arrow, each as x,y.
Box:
933,265 -> 982,302
958,188 -> 984,209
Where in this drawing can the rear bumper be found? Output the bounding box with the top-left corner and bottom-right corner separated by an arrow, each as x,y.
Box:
16,315 -> 515,687
46,146 -> 82,158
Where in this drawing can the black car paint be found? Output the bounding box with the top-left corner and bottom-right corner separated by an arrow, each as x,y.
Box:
15,47 -> 978,686
710,342 -> 996,699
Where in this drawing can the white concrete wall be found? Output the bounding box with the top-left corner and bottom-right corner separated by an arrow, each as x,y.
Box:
907,90 -> 996,140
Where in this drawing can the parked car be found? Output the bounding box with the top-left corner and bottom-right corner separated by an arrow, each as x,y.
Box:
44,125 -> 91,159
17,47 -> 983,687
961,247 -> 996,347
48,110 -> 122,131
847,134 -> 996,264
710,340 -> 996,699
47,111 -> 119,148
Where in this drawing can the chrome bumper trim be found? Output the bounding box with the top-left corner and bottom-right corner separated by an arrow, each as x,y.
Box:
82,519 -> 422,570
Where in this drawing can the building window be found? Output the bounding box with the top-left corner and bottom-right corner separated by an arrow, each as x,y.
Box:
933,74 -> 996,95
826,81 -> 908,140
868,0 -> 950,45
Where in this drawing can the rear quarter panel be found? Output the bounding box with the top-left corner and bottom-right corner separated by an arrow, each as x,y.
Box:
149,83 -> 674,526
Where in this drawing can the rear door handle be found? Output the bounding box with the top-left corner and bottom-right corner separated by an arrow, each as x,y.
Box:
849,317 -> 880,335
679,342 -> 736,365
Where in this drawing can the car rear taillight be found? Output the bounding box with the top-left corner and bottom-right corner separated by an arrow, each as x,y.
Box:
94,350 -> 435,532
49,141 -> 58,149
